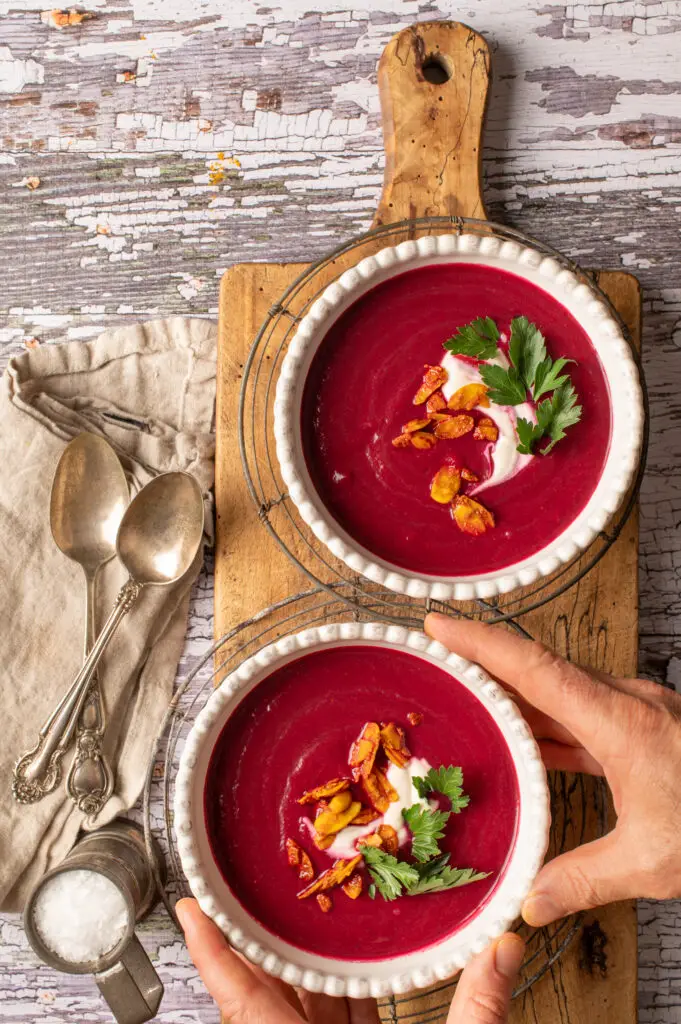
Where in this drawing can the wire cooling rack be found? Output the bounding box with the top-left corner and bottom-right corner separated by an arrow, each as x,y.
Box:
238,214 -> 648,626
143,586 -> 610,1023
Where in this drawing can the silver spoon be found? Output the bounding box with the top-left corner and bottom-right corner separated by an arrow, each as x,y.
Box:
13,471 -> 205,805
50,434 -> 129,818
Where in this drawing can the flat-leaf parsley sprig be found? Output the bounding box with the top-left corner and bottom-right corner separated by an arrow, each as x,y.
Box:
443,315 -> 582,455
362,764 -> 490,902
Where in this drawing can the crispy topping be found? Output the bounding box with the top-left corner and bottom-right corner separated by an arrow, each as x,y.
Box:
402,417 -> 432,434
430,465 -> 461,504
314,801 -> 362,838
286,837 -> 302,869
461,468 -> 479,483
452,495 -> 495,536
342,874 -> 363,900
353,806 -> 381,826
380,723 -> 411,768
375,766 -> 400,803
392,433 -> 412,448
316,893 -> 333,913
286,838 -> 315,881
377,824 -> 399,856
473,417 -> 499,442
358,832 -> 383,849
358,770 -> 399,823
413,365 -> 448,405
407,712 -> 423,727
297,855 -> 363,899
434,415 -> 474,439
447,383 -> 490,411
314,833 -> 335,851
411,431 -> 438,450
298,778 -> 350,805
425,391 -> 447,415
349,722 -> 380,780
299,849 -> 315,882
430,412 -> 454,422
328,791 -> 352,814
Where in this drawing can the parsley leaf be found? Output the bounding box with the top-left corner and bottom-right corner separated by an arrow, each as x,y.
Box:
539,381 -> 583,453
516,417 -> 544,456
362,845 -> 419,901
479,363 -> 527,405
412,766 -> 470,814
402,805 -> 450,863
443,317 -> 500,360
408,861 -> 491,896
509,316 -> 547,392
533,356 -> 574,402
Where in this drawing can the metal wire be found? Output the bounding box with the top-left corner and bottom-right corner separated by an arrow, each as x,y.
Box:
142,586 -> 610,1024
238,214 -> 649,627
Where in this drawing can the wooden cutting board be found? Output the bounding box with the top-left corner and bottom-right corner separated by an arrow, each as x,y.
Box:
215,21 -> 639,1024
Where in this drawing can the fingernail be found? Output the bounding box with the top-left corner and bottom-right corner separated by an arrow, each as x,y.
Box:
495,934 -> 525,979
522,892 -> 561,928
175,898 -> 193,934
423,612 -> 446,637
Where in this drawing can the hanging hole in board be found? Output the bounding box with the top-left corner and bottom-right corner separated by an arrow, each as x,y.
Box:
422,54 -> 452,85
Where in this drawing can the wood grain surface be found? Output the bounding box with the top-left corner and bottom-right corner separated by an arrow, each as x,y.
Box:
1,3 -> 679,1022
215,260 -> 639,1024
215,21 -> 639,1023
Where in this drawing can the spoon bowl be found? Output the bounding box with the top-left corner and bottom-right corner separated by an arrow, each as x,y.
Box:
116,472 -> 205,585
50,433 -> 129,572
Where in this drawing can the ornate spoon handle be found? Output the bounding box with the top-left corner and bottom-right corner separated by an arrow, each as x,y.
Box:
64,568 -> 115,819
12,580 -> 141,804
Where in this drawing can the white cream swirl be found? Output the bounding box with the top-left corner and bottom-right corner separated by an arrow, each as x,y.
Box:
440,351 -> 534,495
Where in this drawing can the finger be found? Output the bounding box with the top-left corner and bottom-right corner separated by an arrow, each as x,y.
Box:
297,991 -> 348,1024
348,997 -> 381,1023
176,899 -> 302,1023
538,740 -> 604,775
447,933 -> 524,1023
238,955 -> 306,1015
521,833 -> 628,927
425,614 -> 621,751
509,694 -> 581,746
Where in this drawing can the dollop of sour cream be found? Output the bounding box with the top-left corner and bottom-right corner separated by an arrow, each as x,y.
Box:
319,757 -> 434,860
440,350 -> 534,494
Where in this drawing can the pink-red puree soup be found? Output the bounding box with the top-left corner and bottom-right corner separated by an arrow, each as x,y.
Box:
204,644 -> 519,961
301,263 -> 612,576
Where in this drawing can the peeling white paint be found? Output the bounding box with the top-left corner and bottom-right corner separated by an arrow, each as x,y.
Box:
0,46 -> 43,93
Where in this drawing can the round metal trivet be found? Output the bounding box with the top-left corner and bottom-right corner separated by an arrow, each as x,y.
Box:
143,586 -> 609,1021
238,214 -> 649,626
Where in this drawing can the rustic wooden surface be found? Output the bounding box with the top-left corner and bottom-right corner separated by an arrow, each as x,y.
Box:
1,2 -> 680,1022
216,260 -> 639,1024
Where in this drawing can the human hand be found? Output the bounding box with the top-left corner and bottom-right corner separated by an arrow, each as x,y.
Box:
425,613 -> 681,926
176,898 -> 524,1024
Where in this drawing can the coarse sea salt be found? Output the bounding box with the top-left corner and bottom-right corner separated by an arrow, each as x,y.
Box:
32,869 -> 129,964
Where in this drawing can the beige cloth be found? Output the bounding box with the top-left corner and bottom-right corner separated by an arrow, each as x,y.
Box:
0,318 -> 216,911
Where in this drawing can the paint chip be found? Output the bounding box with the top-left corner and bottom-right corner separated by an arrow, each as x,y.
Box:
40,8 -> 94,28
14,176 -> 41,190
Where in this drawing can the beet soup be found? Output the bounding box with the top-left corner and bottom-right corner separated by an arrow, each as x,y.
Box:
301,263 -> 612,577
204,645 -> 519,961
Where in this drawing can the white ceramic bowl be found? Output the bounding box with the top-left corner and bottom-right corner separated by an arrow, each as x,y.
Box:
175,621 -> 550,997
273,233 -> 644,601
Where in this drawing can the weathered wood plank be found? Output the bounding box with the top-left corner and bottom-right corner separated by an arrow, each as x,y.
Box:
2,2 -> 681,1021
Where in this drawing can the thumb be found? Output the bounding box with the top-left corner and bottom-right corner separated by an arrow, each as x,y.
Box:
447,933 -> 524,1023
522,834 -> 627,927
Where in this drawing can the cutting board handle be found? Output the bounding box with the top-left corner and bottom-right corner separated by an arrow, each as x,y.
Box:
374,21 -> 490,227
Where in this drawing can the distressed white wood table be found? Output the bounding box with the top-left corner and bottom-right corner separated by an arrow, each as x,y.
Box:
1,1 -> 680,1021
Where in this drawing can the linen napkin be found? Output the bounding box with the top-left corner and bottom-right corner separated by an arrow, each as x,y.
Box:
0,317 -> 216,911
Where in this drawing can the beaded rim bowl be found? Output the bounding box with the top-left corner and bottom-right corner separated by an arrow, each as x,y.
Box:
174,621 -> 550,998
273,233 -> 644,602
